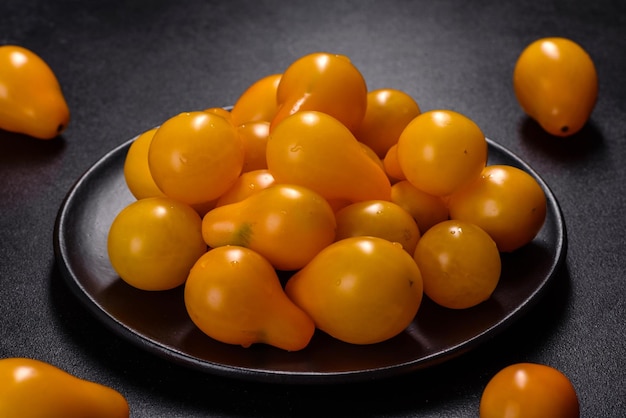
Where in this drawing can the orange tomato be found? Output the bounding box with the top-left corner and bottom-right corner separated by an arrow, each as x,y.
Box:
413,219 -> 500,309
230,73 -> 281,125
0,45 -> 70,139
285,236 -> 423,345
107,197 -> 207,291
148,111 -> 244,205
266,110 -> 391,202
354,88 -> 421,158
480,363 -> 580,418
123,127 -> 166,200
237,120 -> 270,172
513,37 -> 597,137
271,52 -> 368,132
334,200 -> 421,254
203,106 -> 233,122
215,169 -> 275,207
0,358 -> 129,418
184,246 -> 315,351
397,110 -> 487,197
448,165 -> 547,252
382,143 -> 407,182
390,180 -> 449,234
202,184 -> 336,271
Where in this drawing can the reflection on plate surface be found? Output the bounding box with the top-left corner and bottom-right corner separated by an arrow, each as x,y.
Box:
53,136 -> 566,384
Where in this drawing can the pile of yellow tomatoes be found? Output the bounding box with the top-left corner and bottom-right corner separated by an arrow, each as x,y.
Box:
109,51 -> 550,352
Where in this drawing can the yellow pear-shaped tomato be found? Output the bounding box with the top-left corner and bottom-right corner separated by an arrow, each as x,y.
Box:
334,200 -> 421,254
0,45 -> 70,139
184,246 -> 315,351
148,111 -> 244,205
271,52 -> 367,133
230,73 -> 281,126
513,37 -> 598,137
285,236 -> 423,345
0,358 -> 129,418
266,110 -> 392,202
202,184 -> 336,271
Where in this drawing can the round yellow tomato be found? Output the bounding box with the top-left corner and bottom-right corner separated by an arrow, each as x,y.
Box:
448,164 -> 547,252
285,236 -> 423,345
184,246 -> 315,351
272,52 -> 368,133
123,128 -> 166,200
390,180 -> 449,234
480,363 -> 580,418
413,219 -> 500,309
354,88 -> 421,158
513,37 -> 597,137
148,111 -> 244,205
107,197 -> 207,291
334,200 -> 421,254
397,110 -> 487,197
230,73 -> 281,125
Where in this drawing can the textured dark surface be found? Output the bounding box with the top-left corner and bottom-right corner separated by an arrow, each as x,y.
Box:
1,0 -> 625,416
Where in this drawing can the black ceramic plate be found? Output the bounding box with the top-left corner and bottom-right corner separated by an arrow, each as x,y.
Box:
53,136 -> 566,384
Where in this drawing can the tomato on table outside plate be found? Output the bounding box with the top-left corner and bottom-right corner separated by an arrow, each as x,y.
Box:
480,363 -> 580,418
513,37 -> 597,137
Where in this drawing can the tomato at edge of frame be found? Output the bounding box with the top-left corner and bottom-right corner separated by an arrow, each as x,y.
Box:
480,363 -> 580,418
